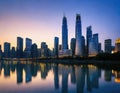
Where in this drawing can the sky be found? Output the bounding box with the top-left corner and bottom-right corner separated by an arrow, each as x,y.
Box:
0,0 -> 120,51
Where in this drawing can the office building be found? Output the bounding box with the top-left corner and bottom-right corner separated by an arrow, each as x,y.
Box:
93,33 -> 99,53
41,42 -> 49,58
70,38 -> 76,56
98,43 -> 102,53
115,38 -> 120,52
62,15 -> 68,50
11,47 -> 16,58
31,43 -> 38,58
75,14 -> 82,56
17,37 -> 23,58
0,45 -> 2,58
89,38 -> 98,57
104,39 -> 112,53
86,26 -> 92,55
4,42 -> 10,58
54,37 -> 59,58
81,36 -> 85,56
24,38 -> 32,58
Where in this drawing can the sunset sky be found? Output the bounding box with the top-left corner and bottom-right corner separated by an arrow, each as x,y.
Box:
0,0 -> 120,50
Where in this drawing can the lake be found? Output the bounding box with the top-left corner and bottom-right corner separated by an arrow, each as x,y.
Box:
0,60 -> 120,93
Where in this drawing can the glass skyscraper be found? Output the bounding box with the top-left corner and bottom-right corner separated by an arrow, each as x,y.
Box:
62,16 -> 68,50
24,38 -> 32,58
86,26 -> 92,55
104,39 -> 112,53
70,38 -> 76,56
75,14 -> 82,56
4,42 -> 10,58
25,38 -> 32,51
17,37 -> 23,58
54,37 -> 59,57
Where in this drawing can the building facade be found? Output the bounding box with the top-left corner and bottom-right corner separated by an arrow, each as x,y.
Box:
86,26 -> 92,56
75,14 -> 82,56
104,39 -> 112,53
115,38 -> 120,52
70,38 -> 76,56
62,16 -> 68,50
24,38 -> 32,58
4,42 -> 10,58
31,43 -> 38,58
17,37 -> 23,58
54,37 -> 59,58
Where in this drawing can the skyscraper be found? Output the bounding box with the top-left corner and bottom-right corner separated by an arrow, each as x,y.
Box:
0,45 -> 2,58
70,38 -> 76,56
75,14 -> 82,56
11,47 -> 16,58
54,37 -> 59,58
98,43 -> 102,53
86,26 -> 92,55
62,15 -> 68,50
41,42 -> 49,58
17,37 -> 23,58
31,43 -> 38,58
24,38 -> 32,58
89,37 -> 98,57
81,36 -> 85,56
93,33 -> 99,53
25,38 -> 32,51
115,38 -> 120,52
104,39 -> 112,53
4,42 -> 10,58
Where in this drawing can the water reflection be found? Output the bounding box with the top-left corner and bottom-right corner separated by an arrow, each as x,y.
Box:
0,60 -> 120,93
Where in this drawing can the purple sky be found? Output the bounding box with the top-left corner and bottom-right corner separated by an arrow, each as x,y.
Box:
0,0 -> 120,50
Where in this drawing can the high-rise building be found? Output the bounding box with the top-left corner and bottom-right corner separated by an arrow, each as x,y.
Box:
70,38 -> 76,56
11,47 -> 16,58
41,42 -> 49,58
98,43 -> 102,53
17,37 -> 23,58
31,43 -> 38,58
104,39 -> 112,53
115,38 -> 120,52
0,45 -> 2,58
75,14 -> 82,56
81,36 -> 85,56
93,33 -> 99,53
89,38 -> 98,57
62,16 -> 68,50
54,37 -> 59,58
25,38 -> 32,51
24,38 -> 32,58
4,42 -> 10,58
86,26 -> 92,55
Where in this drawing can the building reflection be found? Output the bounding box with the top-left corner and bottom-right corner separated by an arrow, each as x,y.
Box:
16,62 -> 23,84
31,63 -> 37,77
53,64 -> 59,89
4,61 -> 10,77
61,65 -> 69,93
40,63 -> 49,79
70,66 -> 76,84
76,65 -> 85,93
104,69 -> 112,82
87,65 -> 100,92
25,64 -> 32,83
114,71 -> 120,83
1,60 -> 120,93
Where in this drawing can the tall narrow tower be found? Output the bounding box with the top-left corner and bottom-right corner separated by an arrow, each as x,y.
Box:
86,26 -> 92,55
62,16 -> 68,50
75,14 -> 82,56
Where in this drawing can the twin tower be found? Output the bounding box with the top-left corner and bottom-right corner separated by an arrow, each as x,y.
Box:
62,14 -> 82,56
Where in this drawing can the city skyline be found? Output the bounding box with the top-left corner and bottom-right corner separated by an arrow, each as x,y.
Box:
0,0 -> 120,50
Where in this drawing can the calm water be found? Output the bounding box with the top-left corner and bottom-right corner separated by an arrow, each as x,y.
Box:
0,60 -> 120,93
